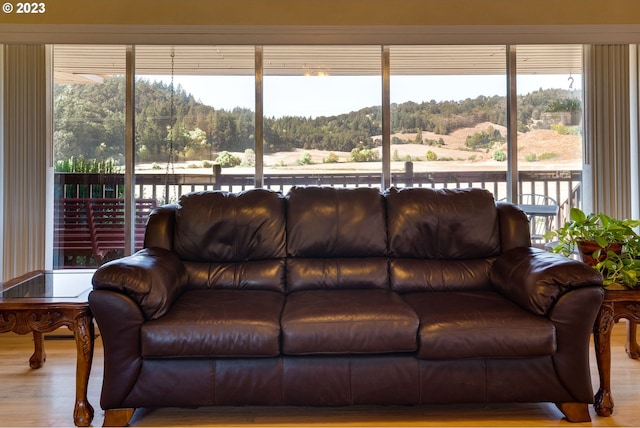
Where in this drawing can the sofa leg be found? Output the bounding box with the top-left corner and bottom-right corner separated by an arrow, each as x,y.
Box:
555,402 -> 591,422
103,408 -> 135,427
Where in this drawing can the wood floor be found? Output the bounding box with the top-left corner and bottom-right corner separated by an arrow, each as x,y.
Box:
1,323 -> 640,427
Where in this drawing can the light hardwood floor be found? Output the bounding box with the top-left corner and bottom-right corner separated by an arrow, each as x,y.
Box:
1,323 -> 640,427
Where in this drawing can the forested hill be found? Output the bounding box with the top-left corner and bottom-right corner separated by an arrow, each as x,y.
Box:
54,76 -> 580,163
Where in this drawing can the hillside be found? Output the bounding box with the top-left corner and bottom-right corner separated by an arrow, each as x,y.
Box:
250,122 -> 582,172
55,76 -> 582,170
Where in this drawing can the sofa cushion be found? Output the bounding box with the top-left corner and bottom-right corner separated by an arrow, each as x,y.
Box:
286,186 -> 387,258
184,259 -> 286,293
141,289 -> 284,358
403,291 -> 556,360
390,258 -> 494,293
281,289 -> 419,355
386,187 -> 501,259
173,189 -> 286,263
287,257 -> 388,293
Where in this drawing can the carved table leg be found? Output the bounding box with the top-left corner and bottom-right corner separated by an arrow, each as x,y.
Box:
72,312 -> 95,427
626,320 -> 640,359
594,301 -> 615,417
29,330 -> 46,369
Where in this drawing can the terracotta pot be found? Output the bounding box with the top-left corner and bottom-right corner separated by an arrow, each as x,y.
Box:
577,240 -> 623,266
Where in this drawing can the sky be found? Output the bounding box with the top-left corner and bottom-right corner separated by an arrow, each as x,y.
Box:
152,73 -> 582,119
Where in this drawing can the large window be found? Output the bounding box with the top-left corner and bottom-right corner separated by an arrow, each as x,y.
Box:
390,45 -> 507,193
134,45 -> 255,201
516,45 -> 583,245
53,45 -> 126,268
51,43 -> 584,267
263,46 -> 382,191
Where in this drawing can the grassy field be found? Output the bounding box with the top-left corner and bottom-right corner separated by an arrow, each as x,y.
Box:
136,122 -> 582,174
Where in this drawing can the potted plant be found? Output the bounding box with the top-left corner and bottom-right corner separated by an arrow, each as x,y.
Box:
544,207 -> 640,289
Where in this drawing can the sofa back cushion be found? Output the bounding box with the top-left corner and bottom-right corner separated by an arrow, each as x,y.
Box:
183,259 -> 286,293
173,190 -> 287,292
286,186 -> 388,292
287,186 -> 387,257
386,187 -> 500,259
390,258 -> 495,293
174,189 -> 286,262
386,187 -> 501,293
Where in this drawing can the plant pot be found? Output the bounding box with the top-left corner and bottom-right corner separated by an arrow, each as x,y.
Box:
577,240 -> 623,266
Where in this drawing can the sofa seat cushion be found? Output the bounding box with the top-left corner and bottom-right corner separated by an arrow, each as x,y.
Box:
281,289 -> 419,355
141,289 -> 284,358
403,291 -> 556,360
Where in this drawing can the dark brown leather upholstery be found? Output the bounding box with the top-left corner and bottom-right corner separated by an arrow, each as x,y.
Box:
386,187 -> 501,259
141,289 -> 285,357
403,290 -> 556,359
174,189 -> 286,262
281,289 -> 418,354
286,186 -> 387,258
90,186 -> 605,423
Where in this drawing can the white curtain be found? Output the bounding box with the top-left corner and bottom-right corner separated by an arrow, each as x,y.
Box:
583,44 -> 632,218
2,45 -> 49,281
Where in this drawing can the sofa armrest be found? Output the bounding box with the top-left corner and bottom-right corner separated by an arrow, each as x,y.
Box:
92,247 -> 187,320
490,247 -> 603,315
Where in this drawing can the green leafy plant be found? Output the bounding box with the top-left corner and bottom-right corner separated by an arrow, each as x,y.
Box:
595,246 -> 640,289
55,157 -> 121,173
545,207 -> 640,289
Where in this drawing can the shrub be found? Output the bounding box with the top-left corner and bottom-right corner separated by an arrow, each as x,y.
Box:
493,150 -> 507,162
215,151 -> 242,168
538,152 -> 560,160
298,152 -> 313,165
425,150 -> 437,161
324,152 -> 339,163
465,126 -> 504,150
525,153 -> 538,162
243,149 -> 256,167
551,122 -> 569,135
349,147 -> 380,162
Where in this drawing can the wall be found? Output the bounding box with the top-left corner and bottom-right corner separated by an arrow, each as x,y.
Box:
2,0 -> 640,26
2,1 -> 640,45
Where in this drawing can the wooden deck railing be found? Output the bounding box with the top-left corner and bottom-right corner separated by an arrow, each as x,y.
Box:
55,165 -> 581,201
53,166 -> 581,267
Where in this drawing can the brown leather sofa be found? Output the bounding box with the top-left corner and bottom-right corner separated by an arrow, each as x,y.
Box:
89,186 -> 604,426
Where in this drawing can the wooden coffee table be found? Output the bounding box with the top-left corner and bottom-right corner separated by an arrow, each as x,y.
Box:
0,270 -> 95,427
593,288 -> 640,417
